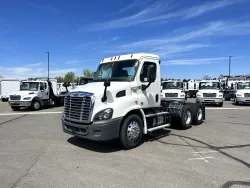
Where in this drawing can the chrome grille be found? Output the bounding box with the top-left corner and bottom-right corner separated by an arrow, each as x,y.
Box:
64,95 -> 92,122
203,93 -> 216,97
10,95 -> 21,100
244,93 -> 250,97
165,93 -> 178,97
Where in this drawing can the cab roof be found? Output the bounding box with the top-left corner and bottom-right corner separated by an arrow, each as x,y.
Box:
200,79 -> 220,82
100,53 -> 160,64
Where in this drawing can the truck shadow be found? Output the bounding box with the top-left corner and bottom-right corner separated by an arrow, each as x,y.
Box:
220,181 -> 250,188
67,136 -> 122,153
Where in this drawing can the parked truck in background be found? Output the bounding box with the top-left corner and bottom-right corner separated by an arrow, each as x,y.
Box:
61,53 -> 205,149
196,79 -> 224,107
233,81 -> 250,105
161,80 -> 186,102
0,79 -> 20,102
183,80 -> 200,98
8,79 -> 65,110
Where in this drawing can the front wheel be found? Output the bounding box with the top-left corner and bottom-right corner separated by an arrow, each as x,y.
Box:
11,106 -> 20,111
31,100 -> 41,111
218,102 -> 223,107
234,98 -> 239,105
120,114 -> 143,149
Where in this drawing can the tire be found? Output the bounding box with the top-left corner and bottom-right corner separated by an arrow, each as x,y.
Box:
119,114 -> 143,149
234,98 -> 239,105
180,105 -> 193,130
192,105 -> 204,125
218,102 -> 223,107
11,106 -> 20,111
1,98 -> 8,102
31,100 -> 41,111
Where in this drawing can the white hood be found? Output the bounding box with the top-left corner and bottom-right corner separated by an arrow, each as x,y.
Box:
162,89 -> 183,94
10,90 -> 38,96
198,89 -> 220,94
236,89 -> 250,94
70,82 -> 131,97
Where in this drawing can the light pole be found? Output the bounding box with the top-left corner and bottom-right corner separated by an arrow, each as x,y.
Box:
46,52 -> 50,79
229,56 -> 233,77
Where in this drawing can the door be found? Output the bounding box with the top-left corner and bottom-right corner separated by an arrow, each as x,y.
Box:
136,58 -> 161,108
39,82 -> 49,100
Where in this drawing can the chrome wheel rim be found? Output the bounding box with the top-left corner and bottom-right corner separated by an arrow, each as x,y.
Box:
197,108 -> 202,121
127,121 -> 140,142
34,102 -> 40,110
185,110 -> 192,125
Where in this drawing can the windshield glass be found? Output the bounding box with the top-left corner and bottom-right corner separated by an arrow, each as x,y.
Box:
93,60 -> 139,82
237,82 -> 250,90
199,82 -> 220,90
162,82 -> 183,89
20,82 -> 39,91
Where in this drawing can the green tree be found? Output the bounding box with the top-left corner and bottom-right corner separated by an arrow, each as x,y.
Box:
83,69 -> 94,77
55,76 -> 64,83
64,71 -> 75,83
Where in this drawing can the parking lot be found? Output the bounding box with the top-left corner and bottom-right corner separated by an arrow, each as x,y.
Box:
0,100 -> 250,188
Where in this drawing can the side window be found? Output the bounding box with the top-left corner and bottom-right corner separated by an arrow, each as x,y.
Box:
44,83 -> 47,89
140,62 -> 156,82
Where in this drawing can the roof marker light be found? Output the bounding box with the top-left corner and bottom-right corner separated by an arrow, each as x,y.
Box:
118,56 -> 120,59
114,56 -> 116,60
131,54 -> 133,58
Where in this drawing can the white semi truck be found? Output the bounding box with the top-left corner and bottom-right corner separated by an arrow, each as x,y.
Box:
183,80 -> 200,98
8,79 -> 65,110
161,80 -> 186,102
0,79 -> 20,102
196,79 -> 224,107
233,81 -> 250,105
61,53 -> 206,149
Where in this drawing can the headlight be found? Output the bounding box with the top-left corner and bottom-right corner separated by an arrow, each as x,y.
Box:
218,94 -> 223,97
196,93 -> 202,97
94,108 -> 113,121
236,93 -> 243,97
23,97 -> 31,100
179,94 -> 185,97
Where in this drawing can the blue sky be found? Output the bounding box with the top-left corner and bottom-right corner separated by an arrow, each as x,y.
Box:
0,0 -> 250,79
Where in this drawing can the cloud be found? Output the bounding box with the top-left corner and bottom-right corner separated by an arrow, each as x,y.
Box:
115,0 -> 153,14
64,60 -> 79,64
111,36 -> 120,41
162,57 -> 230,65
86,0 -> 242,31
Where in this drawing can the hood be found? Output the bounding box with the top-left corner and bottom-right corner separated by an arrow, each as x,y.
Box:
69,82 -> 131,97
162,89 -> 183,94
198,89 -> 220,94
236,89 -> 250,94
10,90 -> 38,96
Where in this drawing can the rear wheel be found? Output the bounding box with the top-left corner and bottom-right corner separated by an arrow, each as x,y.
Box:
192,105 -> 204,125
120,114 -> 143,149
180,105 -> 193,129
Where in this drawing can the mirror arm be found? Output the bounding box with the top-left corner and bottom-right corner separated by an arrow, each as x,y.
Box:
142,82 -> 152,91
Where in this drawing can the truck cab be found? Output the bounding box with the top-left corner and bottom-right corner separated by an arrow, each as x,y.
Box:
161,80 -> 186,102
8,79 -> 62,110
196,80 -> 224,107
234,81 -> 250,105
62,53 -> 205,149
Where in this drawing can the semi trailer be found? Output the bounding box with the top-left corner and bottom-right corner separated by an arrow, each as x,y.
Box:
61,53 -> 206,149
161,80 -> 186,102
0,79 -> 20,102
8,79 -> 65,110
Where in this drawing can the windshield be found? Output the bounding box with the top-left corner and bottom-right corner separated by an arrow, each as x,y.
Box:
162,82 -> 183,89
199,82 -> 220,90
93,60 -> 139,82
20,82 -> 39,91
237,82 -> 250,90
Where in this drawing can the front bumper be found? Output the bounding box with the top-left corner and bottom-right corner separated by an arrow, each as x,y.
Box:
62,116 -> 123,141
236,97 -> 250,103
9,101 -> 32,107
196,98 -> 223,103
161,97 -> 185,102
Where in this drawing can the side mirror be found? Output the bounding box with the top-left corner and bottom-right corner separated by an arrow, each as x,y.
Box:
147,66 -> 156,83
104,80 -> 110,87
40,86 -> 44,91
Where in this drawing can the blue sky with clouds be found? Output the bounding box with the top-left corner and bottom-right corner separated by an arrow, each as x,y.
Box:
0,0 -> 250,79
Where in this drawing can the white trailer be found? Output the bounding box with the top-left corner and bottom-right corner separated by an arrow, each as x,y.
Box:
0,79 -> 20,102
61,53 -> 206,149
8,78 -> 65,110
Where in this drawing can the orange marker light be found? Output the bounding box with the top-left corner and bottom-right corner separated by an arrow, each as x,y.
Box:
135,100 -> 138,105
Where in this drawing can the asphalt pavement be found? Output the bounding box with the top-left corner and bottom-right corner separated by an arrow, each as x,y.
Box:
0,100 -> 250,188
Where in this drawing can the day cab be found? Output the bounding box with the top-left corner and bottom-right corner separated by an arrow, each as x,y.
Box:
161,80 -> 186,102
62,53 -> 205,149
